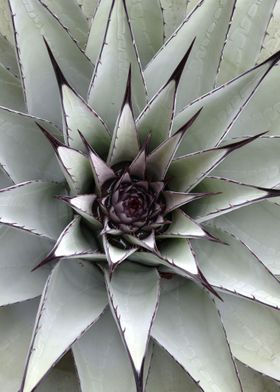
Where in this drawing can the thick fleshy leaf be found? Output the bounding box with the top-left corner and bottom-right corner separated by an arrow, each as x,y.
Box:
237,360 -> 280,392
168,133 -> 264,191
40,0 -> 89,50
258,0 -> 280,62
158,238 -> 198,276
152,279 -> 242,392
126,0 -> 164,67
0,181 -> 71,240
163,191 -> 208,214
0,32 -> 19,77
33,217 -> 104,271
136,39 -> 194,150
146,109 -> 201,180
212,136 -> 280,187
87,0 -> 146,131
0,0 -> 13,43
0,226 -> 52,306
0,299 -> 39,392
61,84 -> 110,157
102,235 -> 137,271
78,0 -> 99,20
146,343 -> 201,392
107,72 -> 140,166
193,228 -> 280,309
105,263 -> 160,388
145,0 -> 236,110
23,0 -> 93,97
210,201 -> 280,274
173,50 -> 280,156
124,231 -> 157,253
85,0 -> 113,64
158,208 -> 211,240
217,0 -> 276,85
189,177 -> 280,223
21,259 -> 108,392
216,293 -> 280,380
56,146 -> 92,194
0,64 -> 25,111
161,0 -> 187,40
0,108 -> 63,183
73,309 -> 136,392
36,352 -> 80,392
60,194 -> 102,227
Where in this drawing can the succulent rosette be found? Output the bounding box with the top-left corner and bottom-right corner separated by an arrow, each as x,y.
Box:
1,0 -> 280,391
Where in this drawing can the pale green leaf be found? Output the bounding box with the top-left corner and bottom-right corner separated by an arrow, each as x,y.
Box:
85,0 -> 113,65
107,104 -> 139,166
61,194 -> 102,228
216,293 -> 280,381
78,0 -> 99,21
0,32 -> 19,77
105,263 -> 160,381
258,0 -> 280,62
0,226 -> 52,306
0,108 -> 63,183
73,309 -> 136,392
62,84 -> 110,158
161,0 -> 187,41
0,0 -> 13,44
57,146 -> 92,194
152,279 -> 241,392
21,259 -> 108,392
0,181 -> 71,240
189,177 -> 280,223
145,0 -> 236,110
193,228 -> 280,309
173,51 -> 280,155
126,0 -> 164,67
102,235 -> 137,269
210,201 -> 280,275
87,0 -> 146,131
237,360 -> 280,392
0,299 -> 39,392
146,343 -> 201,392
217,0 -> 276,85
212,136 -> 280,187
0,64 -> 25,111
40,0 -> 89,50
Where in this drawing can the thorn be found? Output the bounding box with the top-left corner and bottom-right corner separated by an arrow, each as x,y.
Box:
168,37 -> 196,86
35,122 -> 63,149
43,36 -> 68,88
121,65 -> 132,110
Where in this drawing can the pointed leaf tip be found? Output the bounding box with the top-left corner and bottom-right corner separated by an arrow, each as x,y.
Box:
35,122 -> 63,149
168,38 -> 196,86
122,65 -> 133,109
43,36 -> 69,88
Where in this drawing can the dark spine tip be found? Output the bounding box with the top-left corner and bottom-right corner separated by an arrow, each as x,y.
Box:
36,122 -> 63,149
168,37 -> 196,86
31,252 -> 56,272
43,36 -> 68,88
226,131 -> 268,152
198,268 -> 224,301
175,106 -> 203,136
122,65 -> 132,109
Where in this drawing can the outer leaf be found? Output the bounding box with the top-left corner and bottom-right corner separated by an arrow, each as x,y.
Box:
146,343 -> 201,392
73,309 -> 136,392
0,226 -> 52,306
0,32 -> 19,77
78,0 -> 99,20
152,279 -> 242,392
237,360 -> 280,392
212,136 -> 280,187
161,0 -> 187,40
36,352 -> 80,392
145,0 -> 236,110
258,0 -> 280,62
173,51 -> 280,156
126,0 -> 164,67
189,177 -> 280,223
193,228 -> 280,309
21,259 -> 108,392
216,293 -> 280,380
23,0 -> 93,97
0,0 -> 13,43
40,0 -> 89,50
210,201 -> 280,274
217,0 -> 276,85
87,0 -> 146,131
0,108 -> 63,183
61,84 -> 110,157
168,134 -> 263,191
105,263 -> 160,390
0,181 -> 71,240
0,299 -> 39,392
0,64 -> 25,111
85,0 -> 113,65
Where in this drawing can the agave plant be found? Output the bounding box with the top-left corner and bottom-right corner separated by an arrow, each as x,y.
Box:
1,0 -> 280,391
